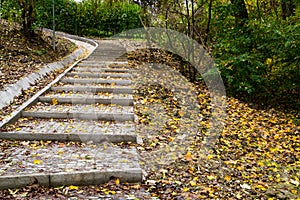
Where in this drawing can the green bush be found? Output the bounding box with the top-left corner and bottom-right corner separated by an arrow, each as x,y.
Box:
2,0 -> 142,37
213,17 -> 299,102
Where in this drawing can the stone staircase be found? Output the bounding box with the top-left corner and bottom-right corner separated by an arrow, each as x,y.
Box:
0,40 -> 142,189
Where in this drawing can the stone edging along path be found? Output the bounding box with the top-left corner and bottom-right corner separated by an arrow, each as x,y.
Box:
0,31 -> 98,110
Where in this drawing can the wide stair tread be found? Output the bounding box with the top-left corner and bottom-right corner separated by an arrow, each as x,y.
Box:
66,72 -> 132,78
51,85 -> 133,94
39,93 -> 133,106
22,103 -> 134,121
60,78 -> 132,85
0,119 -> 137,143
73,67 -> 130,73
0,142 -> 141,189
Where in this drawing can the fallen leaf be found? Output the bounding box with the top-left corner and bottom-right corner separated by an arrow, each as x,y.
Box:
33,160 -> 42,165
115,178 -> 120,185
185,151 -> 192,161
69,185 -> 79,190
190,180 -> 197,187
52,98 -> 58,105
224,175 -> 231,182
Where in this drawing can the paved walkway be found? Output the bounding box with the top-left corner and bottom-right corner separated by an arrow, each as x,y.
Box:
0,40 -> 143,189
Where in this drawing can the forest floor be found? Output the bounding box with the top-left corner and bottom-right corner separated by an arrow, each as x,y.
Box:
0,19 -> 76,120
0,19 -> 75,91
0,21 -> 299,199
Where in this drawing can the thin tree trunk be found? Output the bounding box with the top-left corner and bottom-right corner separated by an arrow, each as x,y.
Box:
191,0 -> 196,81
256,0 -> 261,19
185,0 -> 191,77
231,0 -> 249,27
270,0 -> 279,20
18,0 -> 36,38
281,0 -> 295,20
205,0 -> 213,42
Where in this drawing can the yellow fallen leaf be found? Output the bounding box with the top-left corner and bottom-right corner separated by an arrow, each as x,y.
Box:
15,127 -> 21,131
33,160 -> 42,165
258,161 -> 264,167
8,189 -> 19,195
69,185 -> 79,190
224,175 -> 231,182
207,175 -> 216,180
183,187 -> 189,192
290,189 -> 297,195
178,110 -> 184,117
190,180 -> 197,186
150,142 -> 156,147
170,125 -> 178,130
109,190 -> 116,194
52,98 -> 58,105
255,184 -> 267,191
185,151 -> 192,161
115,178 -> 120,185
57,150 -> 64,155
276,174 -> 281,182
188,166 -> 195,173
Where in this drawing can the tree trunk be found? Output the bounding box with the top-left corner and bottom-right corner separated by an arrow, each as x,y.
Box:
281,0 -> 295,20
18,0 -> 36,38
231,0 -> 249,27
256,0 -> 261,19
270,0 -> 279,20
185,0 -> 191,78
205,0 -> 213,42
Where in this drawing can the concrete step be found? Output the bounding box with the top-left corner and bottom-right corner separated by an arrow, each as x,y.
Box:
0,119 -> 137,143
51,85 -> 133,94
84,56 -> 127,62
77,59 -> 128,67
60,78 -> 132,85
87,55 -> 126,59
66,72 -> 132,79
88,54 -> 126,58
22,104 -> 135,121
73,67 -> 130,73
0,40 -> 143,190
0,142 -> 142,189
39,93 -> 133,106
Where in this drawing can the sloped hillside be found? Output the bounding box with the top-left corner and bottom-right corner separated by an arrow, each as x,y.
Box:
0,19 -> 75,90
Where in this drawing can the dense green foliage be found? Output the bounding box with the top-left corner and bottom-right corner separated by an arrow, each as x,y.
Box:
211,3 -> 299,106
77,1 -> 142,36
0,0 -> 22,22
0,0 -> 142,37
213,17 -> 299,96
